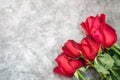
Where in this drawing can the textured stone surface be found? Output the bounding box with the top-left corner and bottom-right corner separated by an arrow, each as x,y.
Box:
0,0 -> 120,80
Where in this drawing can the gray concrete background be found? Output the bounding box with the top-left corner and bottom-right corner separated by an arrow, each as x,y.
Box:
0,0 -> 120,80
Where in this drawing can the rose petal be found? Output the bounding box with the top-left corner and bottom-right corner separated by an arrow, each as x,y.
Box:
100,13 -> 105,22
53,67 -> 73,77
80,22 -> 89,35
102,23 -> 117,47
55,54 -> 75,74
70,60 -> 82,69
63,40 -> 80,58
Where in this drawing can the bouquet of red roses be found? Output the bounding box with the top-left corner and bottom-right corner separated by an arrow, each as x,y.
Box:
53,13 -> 120,80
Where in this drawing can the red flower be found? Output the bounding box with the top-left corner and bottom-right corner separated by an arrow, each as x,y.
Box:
53,53 -> 82,77
62,40 -> 81,58
80,37 -> 100,61
80,13 -> 117,47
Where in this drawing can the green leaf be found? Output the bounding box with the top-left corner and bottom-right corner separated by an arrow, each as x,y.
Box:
97,53 -> 114,69
94,58 -> 109,74
74,70 -> 86,80
117,76 -> 120,80
106,76 -> 112,80
113,54 -> 120,66
112,65 -> 120,71
79,67 -> 87,72
90,78 -> 100,80
94,53 -> 115,75
74,71 -> 79,80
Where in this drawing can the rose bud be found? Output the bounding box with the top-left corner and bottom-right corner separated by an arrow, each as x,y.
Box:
53,53 -> 82,77
80,37 -> 100,61
62,40 -> 81,58
80,13 -> 117,47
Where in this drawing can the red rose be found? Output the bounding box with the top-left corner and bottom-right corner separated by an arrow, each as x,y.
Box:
80,37 -> 100,61
53,53 -> 82,77
62,40 -> 81,58
80,13 -> 117,47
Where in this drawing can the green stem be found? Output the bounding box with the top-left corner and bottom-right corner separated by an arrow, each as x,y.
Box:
78,50 -> 105,80
85,59 -> 95,68
99,73 -> 104,80
78,50 -> 95,68
111,46 -> 120,56
85,59 -> 104,79
85,58 -> 105,79
109,69 -> 117,77
114,43 -> 120,49
77,70 -> 86,80
99,72 -> 107,80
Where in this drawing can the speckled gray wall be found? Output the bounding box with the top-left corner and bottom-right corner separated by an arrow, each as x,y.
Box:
0,0 -> 120,80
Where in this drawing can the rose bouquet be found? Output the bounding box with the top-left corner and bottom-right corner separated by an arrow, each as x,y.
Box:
53,13 -> 120,80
